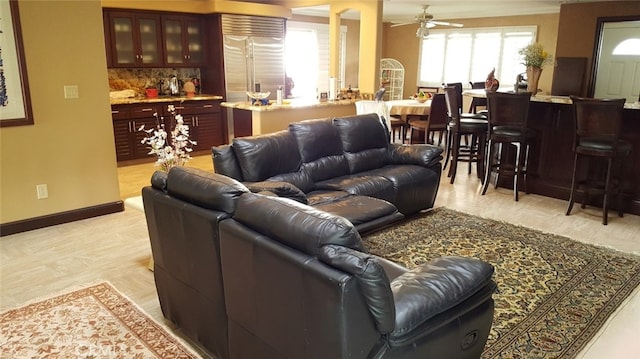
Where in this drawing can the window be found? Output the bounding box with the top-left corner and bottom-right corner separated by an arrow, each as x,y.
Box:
286,21 -> 346,99
418,26 -> 537,89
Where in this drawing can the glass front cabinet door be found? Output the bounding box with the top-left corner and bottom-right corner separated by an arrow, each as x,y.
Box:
106,11 -> 162,67
162,15 -> 205,66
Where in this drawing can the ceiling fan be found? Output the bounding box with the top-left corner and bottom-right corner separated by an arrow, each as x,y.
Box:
391,5 -> 463,38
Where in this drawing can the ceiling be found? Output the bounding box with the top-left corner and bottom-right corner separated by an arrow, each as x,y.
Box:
286,0 -> 615,25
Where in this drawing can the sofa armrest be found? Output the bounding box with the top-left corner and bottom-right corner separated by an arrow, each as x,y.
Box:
320,245 -> 395,334
387,144 -> 443,168
243,181 -> 308,204
390,256 -> 494,337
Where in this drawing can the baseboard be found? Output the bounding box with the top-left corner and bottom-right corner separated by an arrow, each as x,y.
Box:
0,201 -> 124,237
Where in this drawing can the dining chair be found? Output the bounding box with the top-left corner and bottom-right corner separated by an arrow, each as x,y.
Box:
482,91 -> 535,201
565,96 -> 631,225
408,93 -> 446,145
469,81 -> 488,114
443,86 -> 488,184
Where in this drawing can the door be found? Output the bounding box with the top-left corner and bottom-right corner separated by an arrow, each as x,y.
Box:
594,21 -> 640,102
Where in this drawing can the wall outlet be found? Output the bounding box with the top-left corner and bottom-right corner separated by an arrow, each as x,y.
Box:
64,85 -> 79,99
36,184 -> 48,199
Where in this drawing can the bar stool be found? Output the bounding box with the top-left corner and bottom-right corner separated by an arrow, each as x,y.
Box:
565,96 -> 630,225
443,86 -> 488,184
482,91 -> 535,201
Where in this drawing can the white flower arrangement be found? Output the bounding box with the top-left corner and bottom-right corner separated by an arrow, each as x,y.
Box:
139,104 -> 196,171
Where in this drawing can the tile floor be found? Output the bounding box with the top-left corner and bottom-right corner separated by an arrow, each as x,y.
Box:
1,153 -> 639,358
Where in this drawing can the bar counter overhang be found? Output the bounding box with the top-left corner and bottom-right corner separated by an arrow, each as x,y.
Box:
493,94 -> 640,216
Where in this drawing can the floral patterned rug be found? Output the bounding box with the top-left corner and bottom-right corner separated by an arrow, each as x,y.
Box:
364,207 -> 640,359
0,282 -> 200,358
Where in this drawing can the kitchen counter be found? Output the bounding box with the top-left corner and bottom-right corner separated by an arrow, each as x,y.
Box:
110,94 -> 223,105
220,98 -> 357,111
222,99 -> 357,137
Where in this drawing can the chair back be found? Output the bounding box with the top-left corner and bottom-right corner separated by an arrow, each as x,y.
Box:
429,93 -> 448,128
569,96 -> 626,147
443,82 -> 464,114
443,86 -> 461,128
470,81 -> 485,90
486,91 -> 532,137
355,100 -> 391,133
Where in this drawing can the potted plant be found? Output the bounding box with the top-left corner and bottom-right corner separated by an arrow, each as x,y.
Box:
518,42 -> 553,95
138,104 -> 196,171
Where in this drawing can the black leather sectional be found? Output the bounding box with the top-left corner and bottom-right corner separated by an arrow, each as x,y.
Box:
212,113 -> 444,233
142,167 -> 497,359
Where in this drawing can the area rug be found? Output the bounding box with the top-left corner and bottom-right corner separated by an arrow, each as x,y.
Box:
0,281 -> 200,358
364,207 -> 640,359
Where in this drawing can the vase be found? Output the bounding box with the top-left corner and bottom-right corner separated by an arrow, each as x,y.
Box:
526,66 -> 542,95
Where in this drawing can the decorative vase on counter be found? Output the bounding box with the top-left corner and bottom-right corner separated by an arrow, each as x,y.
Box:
526,66 -> 542,95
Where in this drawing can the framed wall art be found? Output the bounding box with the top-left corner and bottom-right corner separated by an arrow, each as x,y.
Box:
0,0 -> 33,127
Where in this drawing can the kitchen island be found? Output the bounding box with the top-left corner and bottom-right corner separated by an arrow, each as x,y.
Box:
463,91 -> 640,216
221,99 -> 357,138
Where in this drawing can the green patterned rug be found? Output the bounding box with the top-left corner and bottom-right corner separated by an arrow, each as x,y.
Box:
364,207 -> 640,359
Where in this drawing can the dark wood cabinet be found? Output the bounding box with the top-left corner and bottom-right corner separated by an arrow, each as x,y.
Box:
169,100 -> 224,151
104,10 -> 163,68
112,100 -> 224,162
111,104 -> 162,162
162,15 -> 206,67
104,9 -> 206,68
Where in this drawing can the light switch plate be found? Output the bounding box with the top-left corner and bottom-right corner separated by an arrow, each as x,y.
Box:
64,85 -> 79,99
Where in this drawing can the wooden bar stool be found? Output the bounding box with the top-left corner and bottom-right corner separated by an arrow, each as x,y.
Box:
482,91 -> 535,201
443,86 -> 488,184
565,96 -> 631,225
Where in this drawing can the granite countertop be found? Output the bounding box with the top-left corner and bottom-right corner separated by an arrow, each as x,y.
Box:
110,94 -> 223,105
463,89 -> 640,110
221,99 -> 357,112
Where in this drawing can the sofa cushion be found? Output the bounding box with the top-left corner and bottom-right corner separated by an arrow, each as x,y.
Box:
315,174 -> 395,203
166,167 -> 249,214
244,181 -> 308,204
312,195 -> 400,228
233,192 -> 365,256
267,171 -> 315,194
212,144 -> 244,181
289,118 -> 350,181
333,114 -> 390,173
232,130 -> 301,182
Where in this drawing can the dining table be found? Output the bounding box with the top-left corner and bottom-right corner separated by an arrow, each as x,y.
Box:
386,99 -> 432,122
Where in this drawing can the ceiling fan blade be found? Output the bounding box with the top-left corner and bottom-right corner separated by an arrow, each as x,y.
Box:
430,20 -> 464,28
390,22 -> 414,28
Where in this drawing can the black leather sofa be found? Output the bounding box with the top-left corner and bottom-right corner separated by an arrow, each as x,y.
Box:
212,114 -> 443,233
143,167 -> 497,359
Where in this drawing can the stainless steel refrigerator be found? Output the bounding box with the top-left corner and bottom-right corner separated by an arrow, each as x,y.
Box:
221,14 -> 286,103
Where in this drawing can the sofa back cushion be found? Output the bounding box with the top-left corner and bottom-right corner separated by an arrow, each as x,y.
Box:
233,192 -> 365,256
289,118 -> 350,181
232,130 -> 302,182
333,114 -> 389,173
212,144 -> 244,181
165,167 -> 249,214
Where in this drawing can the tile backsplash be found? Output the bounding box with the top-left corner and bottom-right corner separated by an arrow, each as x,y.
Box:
108,68 -> 202,96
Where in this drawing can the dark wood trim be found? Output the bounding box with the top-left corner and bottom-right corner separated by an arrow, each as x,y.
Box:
0,0 -> 34,127
588,15 -> 640,98
0,201 -> 124,237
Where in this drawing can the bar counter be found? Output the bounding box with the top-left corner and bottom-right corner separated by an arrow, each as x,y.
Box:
482,93 -> 640,216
